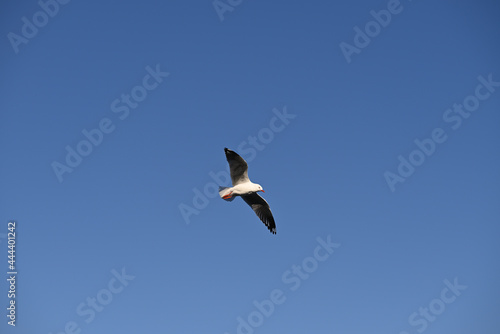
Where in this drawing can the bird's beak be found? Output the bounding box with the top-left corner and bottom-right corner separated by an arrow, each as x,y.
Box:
261,189 -> 265,193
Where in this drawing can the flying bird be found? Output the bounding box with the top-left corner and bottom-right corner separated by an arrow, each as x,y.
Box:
219,148 -> 276,234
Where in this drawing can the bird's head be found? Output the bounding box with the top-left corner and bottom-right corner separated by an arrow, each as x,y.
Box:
254,184 -> 265,193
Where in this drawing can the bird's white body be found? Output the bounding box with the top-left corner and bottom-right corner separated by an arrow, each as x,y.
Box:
219,182 -> 263,199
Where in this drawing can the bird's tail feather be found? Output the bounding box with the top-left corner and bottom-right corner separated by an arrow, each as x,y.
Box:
219,186 -> 235,201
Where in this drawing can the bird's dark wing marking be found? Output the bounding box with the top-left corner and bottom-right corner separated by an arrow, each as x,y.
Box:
224,148 -> 249,186
241,192 -> 276,234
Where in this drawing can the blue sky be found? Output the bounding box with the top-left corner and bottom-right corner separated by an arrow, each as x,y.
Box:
1,0 -> 499,333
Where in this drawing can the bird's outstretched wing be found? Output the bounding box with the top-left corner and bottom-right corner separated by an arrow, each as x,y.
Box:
241,192 -> 276,234
224,148 -> 250,186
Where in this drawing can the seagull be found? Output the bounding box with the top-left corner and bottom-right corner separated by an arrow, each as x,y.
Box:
219,148 -> 276,234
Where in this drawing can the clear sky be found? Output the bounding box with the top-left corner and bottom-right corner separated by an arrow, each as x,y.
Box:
1,0 -> 499,333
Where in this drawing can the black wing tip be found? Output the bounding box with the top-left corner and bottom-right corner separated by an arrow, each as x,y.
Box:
265,216 -> 277,235
224,148 -> 240,158
268,221 -> 277,234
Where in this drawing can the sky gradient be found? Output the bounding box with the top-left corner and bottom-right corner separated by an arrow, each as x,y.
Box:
1,0 -> 500,333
